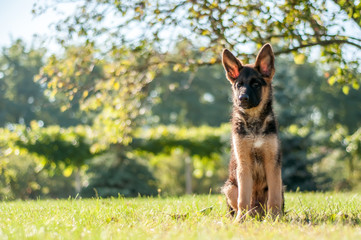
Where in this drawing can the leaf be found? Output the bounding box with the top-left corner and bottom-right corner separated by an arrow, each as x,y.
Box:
30,120 -> 40,130
60,106 -> 68,112
328,76 -> 336,86
210,2 -> 218,8
173,64 -> 182,71
289,124 -> 299,134
352,81 -> 360,90
63,167 -> 73,177
201,30 -> 210,36
342,85 -> 350,95
114,82 -> 120,90
34,74 -> 42,82
209,57 -> 217,64
294,54 -> 305,64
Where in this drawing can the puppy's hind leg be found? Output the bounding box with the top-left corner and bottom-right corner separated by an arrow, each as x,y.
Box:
222,180 -> 238,217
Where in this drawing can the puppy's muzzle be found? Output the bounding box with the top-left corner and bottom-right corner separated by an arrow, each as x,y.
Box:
239,93 -> 250,108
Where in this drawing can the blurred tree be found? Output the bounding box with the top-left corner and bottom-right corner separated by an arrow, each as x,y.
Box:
37,43 -> 160,151
81,150 -> 158,198
132,124 -> 230,194
0,39 -> 81,127
34,0 -> 361,87
146,41 -> 229,126
330,125 -> 361,189
0,126 -> 76,199
30,0 -> 361,193
274,56 -> 361,190
34,0 -> 361,151
0,154 -> 75,200
15,123 -> 97,194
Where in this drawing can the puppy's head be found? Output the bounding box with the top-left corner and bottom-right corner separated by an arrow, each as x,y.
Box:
222,44 -> 275,110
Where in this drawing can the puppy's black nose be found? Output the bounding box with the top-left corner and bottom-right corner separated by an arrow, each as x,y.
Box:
239,94 -> 249,102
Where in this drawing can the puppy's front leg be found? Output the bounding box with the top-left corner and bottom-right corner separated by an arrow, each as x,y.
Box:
233,135 -> 253,221
235,163 -> 253,221
263,135 -> 283,217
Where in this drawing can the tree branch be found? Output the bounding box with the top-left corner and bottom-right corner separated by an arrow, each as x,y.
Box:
274,39 -> 361,55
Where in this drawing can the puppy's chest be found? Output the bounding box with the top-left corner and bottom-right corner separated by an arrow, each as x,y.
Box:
233,134 -> 266,151
235,116 -> 274,136
232,134 -> 268,183
232,115 -> 278,160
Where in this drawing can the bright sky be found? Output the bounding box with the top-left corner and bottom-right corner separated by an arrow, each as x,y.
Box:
0,0 -> 50,47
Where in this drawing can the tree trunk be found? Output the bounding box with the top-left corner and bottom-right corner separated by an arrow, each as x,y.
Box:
185,156 -> 192,194
348,157 -> 354,181
74,168 -> 82,195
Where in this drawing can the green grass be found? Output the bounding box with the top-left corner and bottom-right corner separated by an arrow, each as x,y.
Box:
1,192 -> 361,239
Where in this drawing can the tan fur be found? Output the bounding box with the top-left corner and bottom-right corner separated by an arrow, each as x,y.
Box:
222,183 -> 238,210
232,134 -> 255,215
231,133 -> 282,219
262,135 -> 282,215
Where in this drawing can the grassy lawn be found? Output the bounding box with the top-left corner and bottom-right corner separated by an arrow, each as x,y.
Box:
1,192 -> 361,239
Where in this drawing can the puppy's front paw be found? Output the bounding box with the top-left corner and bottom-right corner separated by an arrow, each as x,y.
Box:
267,204 -> 282,220
234,210 -> 248,223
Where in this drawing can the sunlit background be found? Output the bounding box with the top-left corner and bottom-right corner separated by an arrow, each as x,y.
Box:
0,0 -> 361,200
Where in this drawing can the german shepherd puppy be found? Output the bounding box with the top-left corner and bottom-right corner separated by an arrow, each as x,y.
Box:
221,43 -> 283,221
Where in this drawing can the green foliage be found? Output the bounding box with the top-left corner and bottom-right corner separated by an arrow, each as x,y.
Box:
133,124 -> 229,157
1,123 -> 158,199
329,125 -> 361,188
25,0 -> 361,195
0,154 -> 75,200
29,0 -> 361,195
0,127 -> 78,199
0,153 -> 43,200
16,123 -> 96,172
37,43 -> 162,150
2,47 -> 360,198
133,125 -> 230,195
273,57 -> 361,190
81,151 -> 158,198
0,39 -> 81,127
0,123 -> 97,197
147,48 -> 230,126
0,39 -> 45,125
35,0 -> 361,87
280,131 -> 317,191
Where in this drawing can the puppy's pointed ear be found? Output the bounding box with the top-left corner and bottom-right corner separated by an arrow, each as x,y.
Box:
222,49 -> 243,84
255,43 -> 275,80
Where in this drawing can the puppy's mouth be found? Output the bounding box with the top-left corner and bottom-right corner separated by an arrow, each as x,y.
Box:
239,101 -> 259,109
239,101 -> 252,109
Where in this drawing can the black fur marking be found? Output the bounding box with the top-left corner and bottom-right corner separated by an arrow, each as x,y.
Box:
235,121 -> 248,136
238,67 -> 265,82
263,120 -> 277,135
276,151 -> 282,167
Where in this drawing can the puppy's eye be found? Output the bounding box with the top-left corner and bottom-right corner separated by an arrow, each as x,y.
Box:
236,82 -> 243,88
252,82 -> 260,88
